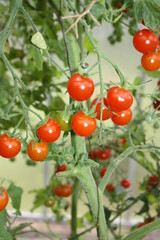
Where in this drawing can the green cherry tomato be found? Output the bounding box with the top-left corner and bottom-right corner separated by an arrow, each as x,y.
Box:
44,196 -> 55,207
56,112 -> 72,131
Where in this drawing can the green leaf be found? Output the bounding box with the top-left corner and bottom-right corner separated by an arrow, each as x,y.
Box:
49,96 -> 65,111
138,66 -> 160,78
27,45 -> 43,70
12,223 -> 32,234
31,31 -> 47,50
0,210 -> 7,226
136,196 -> 149,215
83,36 -> 98,53
7,183 -> 23,216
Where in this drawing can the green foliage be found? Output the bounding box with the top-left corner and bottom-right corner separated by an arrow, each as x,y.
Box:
7,183 -> 23,216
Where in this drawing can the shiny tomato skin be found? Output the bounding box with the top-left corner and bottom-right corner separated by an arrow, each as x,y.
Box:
98,149 -> 111,160
56,164 -> 67,173
106,184 -> 115,192
133,29 -> 158,54
37,118 -> 61,143
71,111 -> 96,137
100,167 -> 108,177
90,97 -> 113,120
67,73 -> 94,101
56,112 -> 72,131
120,179 -> 131,188
111,108 -> 132,126
0,187 -> 9,211
141,51 -> 160,72
107,86 -> 133,112
44,197 -> 55,207
153,101 -> 160,110
0,134 -> 21,158
27,140 -> 48,162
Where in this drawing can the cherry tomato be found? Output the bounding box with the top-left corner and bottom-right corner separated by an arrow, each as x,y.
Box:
153,101 -> 160,111
71,111 -> 96,137
106,184 -> 115,192
44,196 -> 55,207
138,222 -> 146,228
100,167 -> 108,177
88,149 -> 99,161
133,29 -> 158,54
0,187 -> 9,211
158,80 -> 160,87
107,86 -> 133,112
0,134 -> 21,158
67,73 -> 94,101
115,3 -> 128,13
98,149 -> 111,160
148,176 -> 159,185
120,179 -> 131,188
54,185 -> 72,197
111,108 -> 132,126
27,140 -> 48,162
56,112 -> 72,131
141,51 -> 160,72
120,138 -> 127,145
37,118 -> 61,143
56,164 -> 67,173
90,97 -> 113,120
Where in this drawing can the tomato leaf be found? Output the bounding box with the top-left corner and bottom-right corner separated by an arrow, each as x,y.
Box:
7,183 -> 23,216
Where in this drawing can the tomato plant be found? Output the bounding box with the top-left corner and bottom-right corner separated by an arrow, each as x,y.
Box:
27,140 -> 48,162
141,51 -> 160,72
54,185 -> 72,197
37,118 -> 61,143
71,111 -> 96,137
0,134 -> 21,158
111,108 -> 132,125
67,73 -> 94,101
107,86 -> 133,112
90,97 -> 113,120
0,187 -> 9,212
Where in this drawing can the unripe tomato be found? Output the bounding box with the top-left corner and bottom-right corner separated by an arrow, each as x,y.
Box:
153,101 -> 160,111
44,196 -> 55,207
71,111 -> 96,137
106,184 -> 115,192
100,167 -> 108,177
67,73 -> 94,101
120,179 -> 131,188
111,108 -> 132,126
90,97 -> 113,120
0,134 -> 21,158
37,118 -> 61,143
56,164 -> 67,172
107,86 -> 133,112
141,51 -> 160,71
56,112 -> 72,131
133,29 -> 158,54
0,187 -> 9,211
98,149 -> 111,160
27,140 -> 48,162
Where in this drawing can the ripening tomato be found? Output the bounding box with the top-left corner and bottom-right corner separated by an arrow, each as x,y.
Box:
120,179 -> 131,188
37,118 -> 61,143
90,97 -> 113,120
106,184 -> 115,192
107,86 -> 133,112
0,134 -> 21,158
56,164 -> 67,173
88,149 -> 99,161
141,51 -> 160,72
71,111 -> 96,137
27,140 -> 48,162
44,197 -> 55,207
148,176 -> 159,185
54,185 -> 72,197
0,187 -> 9,211
98,149 -> 111,160
54,186 -> 62,197
67,73 -> 94,101
133,29 -> 158,54
56,112 -> 72,131
153,101 -> 160,111
111,108 -> 132,126
100,167 -> 108,177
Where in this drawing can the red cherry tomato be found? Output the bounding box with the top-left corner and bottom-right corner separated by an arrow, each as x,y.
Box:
107,86 -> 133,112
0,187 -> 9,211
141,51 -> 160,72
111,108 -> 132,126
71,111 -> 96,137
98,149 -> 111,160
53,186 -> 62,197
88,149 -> 99,161
56,164 -> 67,173
120,179 -> 131,188
67,73 -> 94,101
153,101 -> 160,111
138,222 -> 146,228
100,167 -> 108,177
158,80 -> 160,87
106,184 -> 115,192
133,29 -> 158,54
90,97 -> 113,120
148,176 -> 159,185
27,140 -> 48,162
120,138 -> 127,145
54,185 -> 72,197
0,134 -> 21,158
37,118 -> 61,143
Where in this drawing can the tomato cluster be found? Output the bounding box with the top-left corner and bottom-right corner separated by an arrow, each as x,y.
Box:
146,175 -> 159,190
89,148 -> 111,161
133,29 -> 160,72
0,186 -> 9,212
